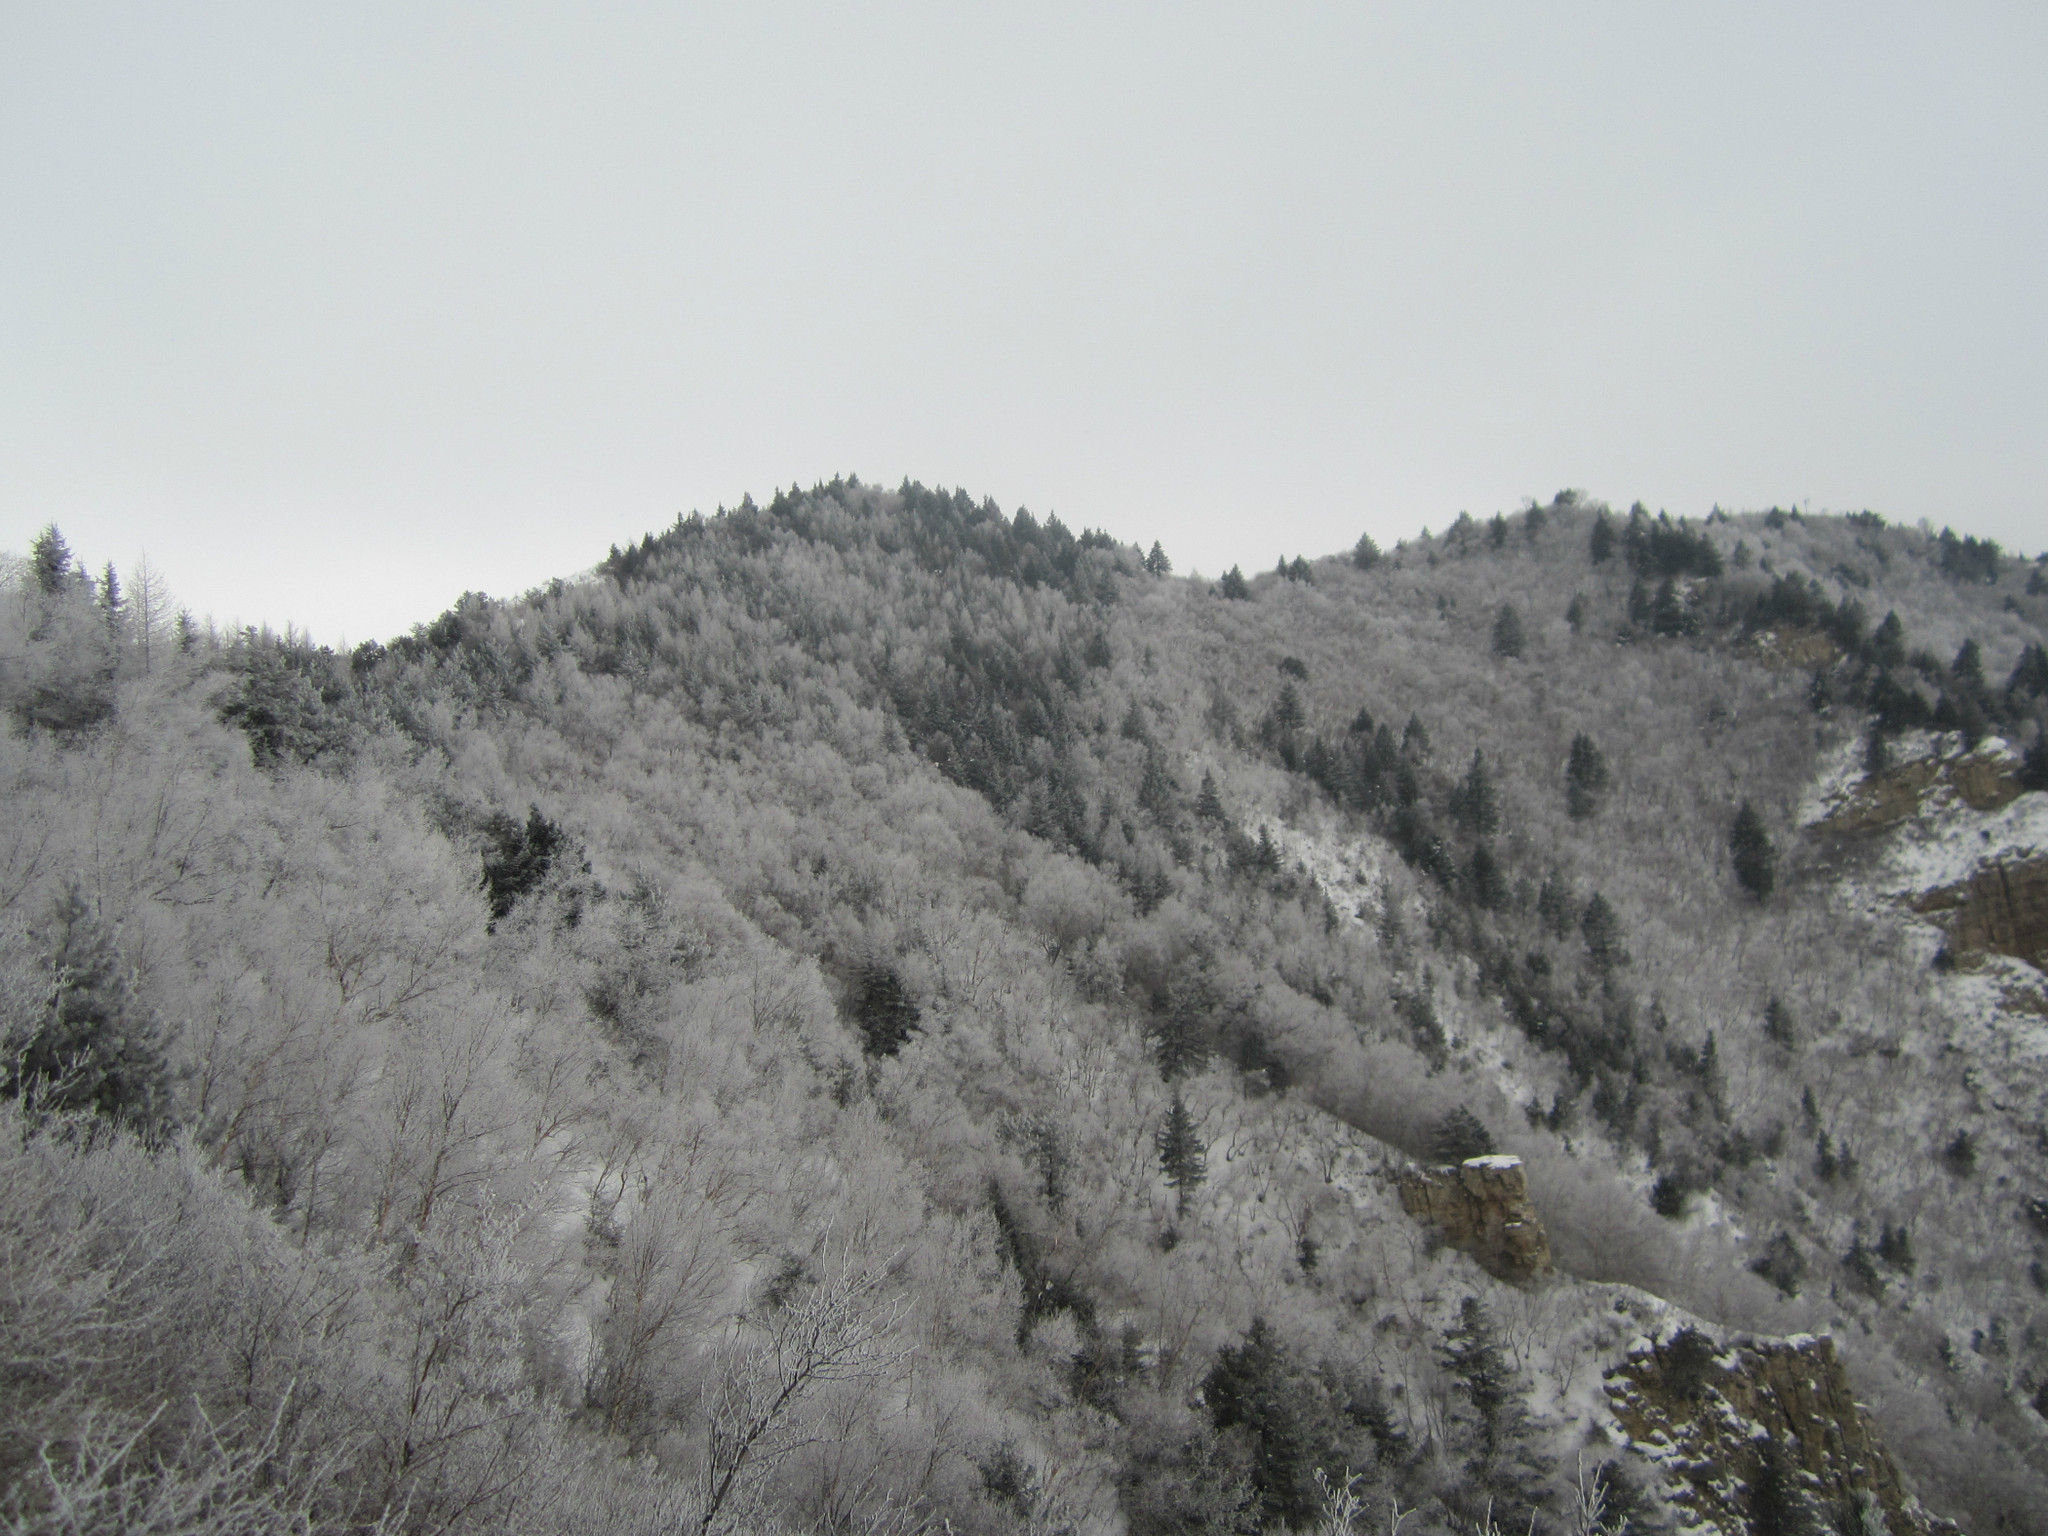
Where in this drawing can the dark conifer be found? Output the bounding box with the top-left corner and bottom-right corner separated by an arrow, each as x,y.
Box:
1565,733 -> 1609,819
1156,1093 -> 1207,1214
1145,541 -> 1172,575
1729,801 -> 1777,900
1589,512 -> 1616,565
1490,603 -> 1526,659
1352,533 -> 1382,570
1450,749 -> 1499,836
850,964 -> 921,1057
29,524 -> 73,596
1218,567 -> 1251,601
1430,1106 -> 1495,1164
1581,893 -> 1627,970
3,882 -> 177,1144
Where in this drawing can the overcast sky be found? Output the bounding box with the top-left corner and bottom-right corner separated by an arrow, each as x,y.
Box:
4,3 -> 2043,646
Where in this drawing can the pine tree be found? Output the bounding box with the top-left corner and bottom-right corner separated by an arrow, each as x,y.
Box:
1195,770 -> 1225,823
1145,541 -> 1172,575
1218,566 -> 1251,601
1565,594 -> 1587,634
1352,533 -> 1382,570
850,963 -> 921,1058
1149,986 -> 1212,1082
1401,714 -> 1430,760
1729,800 -> 1777,900
1746,1441 -> 1821,1536
1156,1093 -> 1207,1214
1581,893 -> 1627,970
3,882 -> 178,1144
1565,732 -> 1609,819
1450,750 -> 1498,836
1589,512 -> 1616,565
29,524 -> 73,596
1430,1106 -> 1495,1164
1439,1296 -> 1543,1508
1490,603 -> 1526,659
1763,995 -> 1797,1048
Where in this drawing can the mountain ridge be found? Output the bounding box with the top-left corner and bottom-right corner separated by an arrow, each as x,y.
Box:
2,483 -> 2044,1533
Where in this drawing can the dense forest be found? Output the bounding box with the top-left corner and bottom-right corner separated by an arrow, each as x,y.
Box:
3,485 -> 2046,1535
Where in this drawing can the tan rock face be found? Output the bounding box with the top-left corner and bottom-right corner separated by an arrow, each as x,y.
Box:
1396,1155 -> 1552,1282
1606,1332 -> 1950,1536
1751,627 -> 1842,670
1817,748 -> 2025,835
1913,855 -> 2048,971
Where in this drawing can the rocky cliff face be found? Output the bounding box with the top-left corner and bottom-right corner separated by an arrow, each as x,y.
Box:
1606,1330 -> 1952,1536
1396,1154 -> 1553,1282
1816,741 -> 2025,835
1913,854 -> 2048,971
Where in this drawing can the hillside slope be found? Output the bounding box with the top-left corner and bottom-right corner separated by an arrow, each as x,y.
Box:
1,486 -> 2044,1534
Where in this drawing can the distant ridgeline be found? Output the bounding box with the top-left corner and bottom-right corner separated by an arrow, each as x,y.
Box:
1,485 -> 2044,1534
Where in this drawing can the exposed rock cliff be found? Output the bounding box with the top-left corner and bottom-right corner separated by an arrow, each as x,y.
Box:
1816,741 -> 2025,835
1914,853 -> 2048,971
1606,1330 -> 1952,1536
1397,1154 -> 1553,1282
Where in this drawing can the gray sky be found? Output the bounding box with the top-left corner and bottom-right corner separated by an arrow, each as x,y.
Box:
4,3 -> 2043,647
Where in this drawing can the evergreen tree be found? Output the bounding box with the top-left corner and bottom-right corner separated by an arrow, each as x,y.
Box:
1870,610 -> 1906,668
1729,800 -> 1777,900
1352,533 -> 1381,570
1218,566 -> 1251,601
1467,842 -> 1504,910
1195,770 -> 1226,823
1450,749 -> 1499,836
850,963 -> 921,1057
1763,995 -> 1797,1048
98,561 -> 125,641
1430,1106 -> 1495,1164
1439,1297 -> 1543,1510
3,882 -> 177,1144
480,805 -> 569,922
1565,732 -> 1610,819
1490,603 -> 1526,659
1488,513 -> 1508,550
1145,541 -> 1172,575
1951,638 -> 1987,698
1589,511 -> 1616,565
1537,869 -> 1575,939
1581,893 -> 1627,970
1149,986 -> 1213,1082
1747,1441 -> 1821,1536
29,523 -> 73,596
1268,683 -> 1305,739
1401,713 -> 1430,760
1156,1093 -> 1207,1214
1138,748 -> 1178,818
1565,594 -> 1587,634
1649,575 -> 1694,636
1201,1321 -> 1366,1530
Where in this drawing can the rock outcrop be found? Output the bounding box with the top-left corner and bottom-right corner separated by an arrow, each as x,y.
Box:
1397,1154 -> 1552,1282
1606,1330 -> 1952,1536
1816,743 -> 2025,835
1913,854 -> 2048,971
